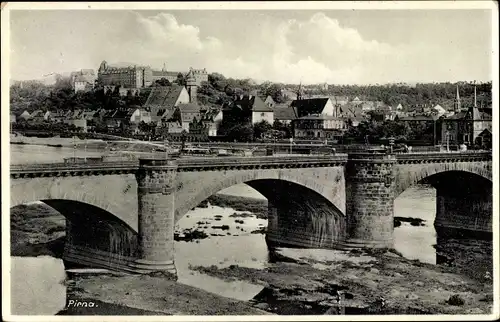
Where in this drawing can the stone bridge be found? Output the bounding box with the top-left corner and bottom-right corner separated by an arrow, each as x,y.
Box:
10,151 -> 493,275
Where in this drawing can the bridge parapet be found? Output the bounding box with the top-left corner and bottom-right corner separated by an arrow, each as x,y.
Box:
10,161 -> 139,178
10,155 -> 349,178
176,154 -> 348,171
396,151 -> 492,164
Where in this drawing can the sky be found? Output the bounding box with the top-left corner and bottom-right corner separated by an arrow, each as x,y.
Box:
9,7 -> 495,85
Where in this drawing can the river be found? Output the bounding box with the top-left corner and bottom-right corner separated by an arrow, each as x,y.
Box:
8,144 -> 486,315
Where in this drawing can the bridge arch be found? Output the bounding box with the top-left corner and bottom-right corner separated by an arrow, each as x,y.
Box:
10,175 -> 139,231
11,199 -> 138,270
394,162 -> 492,198
174,169 -> 347,249
175,169 -> 346,222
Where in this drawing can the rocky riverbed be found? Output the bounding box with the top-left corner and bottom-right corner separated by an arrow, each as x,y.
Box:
192,247 -> 493,315
10,194 -> 494,316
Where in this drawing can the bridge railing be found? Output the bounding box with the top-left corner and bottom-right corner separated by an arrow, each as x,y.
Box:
395,150 -> 492,160
10,161 -> 139,172
177,154 -> 348,168
10,154 -> 350,173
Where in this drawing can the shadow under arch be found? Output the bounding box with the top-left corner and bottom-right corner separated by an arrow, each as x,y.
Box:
178,178 -> 346,250
15,199 -> 139,270
395,164 -> 492,198
395,170 -> 492,237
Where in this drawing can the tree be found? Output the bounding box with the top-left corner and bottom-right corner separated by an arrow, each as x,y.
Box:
176,73 -> 186,86
225,123 -> 254,142
253,120 -> 273,140
273,120 -> 293,138
262,83 -> 285,103
155,78 -> 171,86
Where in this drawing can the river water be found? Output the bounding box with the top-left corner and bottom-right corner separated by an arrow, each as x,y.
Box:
8,144 -> 483,315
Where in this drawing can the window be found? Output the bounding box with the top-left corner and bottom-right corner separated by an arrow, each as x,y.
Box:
261,113 -> 265,117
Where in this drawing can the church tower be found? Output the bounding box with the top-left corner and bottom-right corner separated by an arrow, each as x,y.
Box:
186,71 -> 197,104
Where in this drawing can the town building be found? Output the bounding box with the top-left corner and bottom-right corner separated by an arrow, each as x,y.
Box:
290,97 -> 338,118
165,103 -> 201,132
71,69 -> 97,93
188,67 -> 208,85
222,94 -> 274,127
151,64 -> 180,84
259,95 -> 276,108
27,110 -> 51,123
151,70 -> 179,84
17,110 -> 31,121
97,61 -> 153,89
293,114 -> 349,141
103,108 -> 152,130
63,110 -> 87,132
280,89 -> 298,101
273,104 -> 297,125
144,85 -> 191,126
330,96 -> 350,106
441,107 -> 492,148
440,84 -> 492,149
433,104 -> 446,117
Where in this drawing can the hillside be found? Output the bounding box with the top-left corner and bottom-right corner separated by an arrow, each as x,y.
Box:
9,72 -> 492,114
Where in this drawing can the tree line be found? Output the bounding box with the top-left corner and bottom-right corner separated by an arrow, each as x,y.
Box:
10,72 -> 492,117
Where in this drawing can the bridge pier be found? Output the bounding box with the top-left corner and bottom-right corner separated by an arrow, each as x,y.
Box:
130,158 -> 178,276
344,152 -> 396,248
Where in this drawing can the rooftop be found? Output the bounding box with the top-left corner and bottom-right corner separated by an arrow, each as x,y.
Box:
290,98 -> 330,117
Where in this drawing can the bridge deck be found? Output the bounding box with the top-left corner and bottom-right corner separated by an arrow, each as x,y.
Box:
10,151 -> 491,176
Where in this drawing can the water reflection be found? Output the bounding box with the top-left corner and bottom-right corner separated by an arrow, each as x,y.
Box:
10,256 -> 67,315
10,183 -> 492,315
11,144 -> 105,164
393,185 -> 437,264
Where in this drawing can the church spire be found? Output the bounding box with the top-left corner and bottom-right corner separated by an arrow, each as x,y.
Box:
455,84 -> 461,112
474,81 -> 477,108
297,80 -> 303,101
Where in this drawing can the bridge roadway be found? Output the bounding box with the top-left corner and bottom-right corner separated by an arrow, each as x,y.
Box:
10,151 -> 492,177
9,150 -> 493,275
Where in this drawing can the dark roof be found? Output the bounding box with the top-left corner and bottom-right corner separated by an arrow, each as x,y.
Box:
177,103 -> 201,113
399,115 -> 438,121
152,70 -> 178,77
30,110 -> 44,118
145,85 -> 184,108
230,95 -> 273,112
290,98 -> 330,117
446,111 -> 468,120
202,108 -> 222,121
145,85 -> 185,122
474,108 -> 492,121
109,109 -> 130,120
273,107 -> 297,120
297,115 -> 347,120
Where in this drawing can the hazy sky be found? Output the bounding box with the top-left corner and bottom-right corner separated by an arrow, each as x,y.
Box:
9,8 -> 494,84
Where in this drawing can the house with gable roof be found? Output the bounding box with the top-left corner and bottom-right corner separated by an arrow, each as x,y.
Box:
143,85 -> 191,126
223,94 -> 274,127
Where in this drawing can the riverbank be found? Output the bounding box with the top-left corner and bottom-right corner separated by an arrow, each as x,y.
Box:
192,247 -> 493,315
62,272 -> 270,315
10,134 -> 161,153
10,196 -> 494,316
